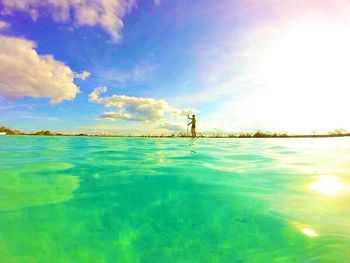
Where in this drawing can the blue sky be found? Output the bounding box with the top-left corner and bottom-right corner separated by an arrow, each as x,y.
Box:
1,0 -> 350,135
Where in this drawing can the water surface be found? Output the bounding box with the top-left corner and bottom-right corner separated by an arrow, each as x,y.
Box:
0,136 -> 349,262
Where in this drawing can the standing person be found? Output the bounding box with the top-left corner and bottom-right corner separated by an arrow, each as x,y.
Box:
187,115 -> 196,138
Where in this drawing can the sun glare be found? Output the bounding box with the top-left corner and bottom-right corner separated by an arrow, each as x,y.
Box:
260,24 -> 350,86
311,175 -> 344,196
301,228 -> 318,238
301,228 -> 318,237
247,23 -> 350,133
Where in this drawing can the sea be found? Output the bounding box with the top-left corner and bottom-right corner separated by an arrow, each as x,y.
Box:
0,136 -> 349,262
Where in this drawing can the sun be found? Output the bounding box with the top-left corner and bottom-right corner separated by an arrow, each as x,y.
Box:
243,22 -> 350,133
259,23 -> 350,89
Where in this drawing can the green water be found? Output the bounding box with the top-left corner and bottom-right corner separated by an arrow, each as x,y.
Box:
0,136 -> 349,262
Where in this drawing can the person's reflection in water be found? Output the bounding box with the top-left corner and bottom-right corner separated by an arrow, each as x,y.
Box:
188,136 -> 197,154
187,114 -> 196,138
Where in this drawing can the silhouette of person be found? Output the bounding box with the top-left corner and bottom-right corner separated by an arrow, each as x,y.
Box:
187,115 -> 196,138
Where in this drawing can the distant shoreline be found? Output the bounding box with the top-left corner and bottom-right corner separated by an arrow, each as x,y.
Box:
1,126 -> 350,138
2,134 -> 350,139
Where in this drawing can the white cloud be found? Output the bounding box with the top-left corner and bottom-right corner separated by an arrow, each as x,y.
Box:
0,35 -> 80,103
170,108 -> 198,117
89,86 -> 168,122
159,122 -> 183,132
0,0 -> 136,42
0,20 -> 10,30
100,111 -> 134,121
89,87 -> 196,123
75,71 -> 91,80
88,86 -> 108,102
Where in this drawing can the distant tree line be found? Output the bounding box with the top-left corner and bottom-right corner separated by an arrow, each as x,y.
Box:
0,126 -> 24,135
1,126 -> 350,138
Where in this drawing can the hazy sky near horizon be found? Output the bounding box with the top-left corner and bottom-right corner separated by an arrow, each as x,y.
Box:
1,0 -> 350,135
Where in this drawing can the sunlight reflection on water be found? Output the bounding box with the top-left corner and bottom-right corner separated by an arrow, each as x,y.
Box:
301,227 -> 318,237
311,175 -> 346,196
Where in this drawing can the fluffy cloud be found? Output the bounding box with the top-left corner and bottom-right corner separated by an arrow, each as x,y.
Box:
0,20 -> 10,30
0,35 -> 80,103
75,71 -> 91,80
89,87 -> 196,123
0,0 -> 136,42
170,108 -> 197,117
159,122 -> 183,132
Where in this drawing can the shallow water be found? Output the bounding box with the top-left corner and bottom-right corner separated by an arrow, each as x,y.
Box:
0,136 -> 349,262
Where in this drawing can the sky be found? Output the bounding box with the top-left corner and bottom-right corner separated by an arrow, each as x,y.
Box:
1,0 -> 350,135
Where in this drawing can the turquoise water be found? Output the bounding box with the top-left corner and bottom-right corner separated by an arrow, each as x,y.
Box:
0,136 -> 349,262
